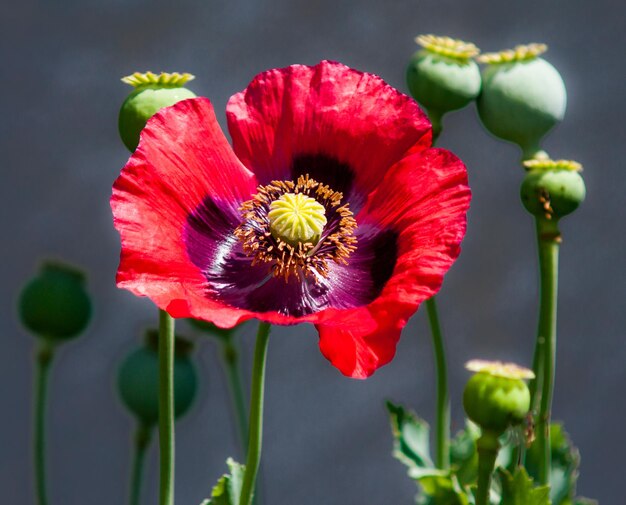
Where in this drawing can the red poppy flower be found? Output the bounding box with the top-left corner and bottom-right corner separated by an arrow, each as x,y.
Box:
111,61 -> 470,378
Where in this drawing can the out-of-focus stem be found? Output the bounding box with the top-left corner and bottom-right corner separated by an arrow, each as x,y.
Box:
129,423 -> 152,505
34,341 -> 54,505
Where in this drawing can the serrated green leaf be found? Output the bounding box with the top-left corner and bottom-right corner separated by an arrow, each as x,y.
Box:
200,458 -> 246,505
413,469 -> 470,505
450,421 -> 480,487
526,423 -> 580,504
498,467 -> 550,505
387,401 -> 434,470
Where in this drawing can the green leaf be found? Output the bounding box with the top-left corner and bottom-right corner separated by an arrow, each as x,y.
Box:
412,469 -> 470,505
387,401 -> 434,470
526,423 -> 580,505
498,467 -> 550,505
386,403 -> 472,504
450,421 -> 480,487
200,458 -> 246,505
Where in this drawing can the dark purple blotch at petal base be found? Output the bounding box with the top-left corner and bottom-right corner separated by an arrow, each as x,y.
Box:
184,196 -> 398,318
290,153 -> 370,214
292,152 -> 354,197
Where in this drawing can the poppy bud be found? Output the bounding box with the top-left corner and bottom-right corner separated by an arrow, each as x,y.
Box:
463,360 -> 533,435
520,159 -> 586,220
477,44 -> 566,160
19,262 -> 91,342
406,35 -> 481,137
117,330 -> 198,426
118,72 -> 196,152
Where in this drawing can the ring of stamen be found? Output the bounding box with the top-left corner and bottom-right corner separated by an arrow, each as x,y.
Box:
235,175 -> 357,282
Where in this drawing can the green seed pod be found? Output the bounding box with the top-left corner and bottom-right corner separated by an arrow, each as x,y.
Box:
19,262 -> 91,341
117,330 -> 198,426
407,35 -> 481,137
520,159 -> 586,220
188,318 -> 235,341
118,72 -> 196,152
477,44 -> 566,160
463,360 -> 533,435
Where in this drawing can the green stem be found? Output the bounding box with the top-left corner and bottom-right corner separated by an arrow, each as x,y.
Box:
425,297 -> 450,470
221,337 -> 248,454
423,116 -> 450,470
533,218 -> 560,486
158,309 -> 175,505
239,322 -> 271,505
34,341 -> 54,505
427,109 -> 443,144
130,423 -> 153,505
475,431 -> 501,505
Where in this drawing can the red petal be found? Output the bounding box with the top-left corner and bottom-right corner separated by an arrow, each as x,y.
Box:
316,310 -> 402,379
361,147 -> 471,316
317,148 -> 470,377
226,60 -> 432,210
111,98 -> 259,327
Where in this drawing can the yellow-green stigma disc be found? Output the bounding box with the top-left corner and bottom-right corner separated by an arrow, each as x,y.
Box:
268,192 -> 327,245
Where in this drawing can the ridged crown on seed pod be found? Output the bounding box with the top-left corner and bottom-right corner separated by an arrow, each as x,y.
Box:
476,44 -> 566,160
463,360 -> 533,434
118,71 -> 197,152
406,34 -> 481,132
520,159 -> 586,219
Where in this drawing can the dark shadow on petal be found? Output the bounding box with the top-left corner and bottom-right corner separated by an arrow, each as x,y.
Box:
291,153 -> 354,196
325,226 -> 398,307
291,153 -> 370,211
184,196 -> 399,318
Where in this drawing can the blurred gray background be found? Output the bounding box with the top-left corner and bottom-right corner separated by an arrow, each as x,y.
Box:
1,0 -> 624,503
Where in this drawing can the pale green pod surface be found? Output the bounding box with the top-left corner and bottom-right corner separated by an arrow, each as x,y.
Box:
407,50 -> 481,115
117,337 -> 198,426
119,86 -> 196,152
118,72 -> 197,152
521,167 -> 586,219
463,372 -> 531,435
477,56 -> 566,158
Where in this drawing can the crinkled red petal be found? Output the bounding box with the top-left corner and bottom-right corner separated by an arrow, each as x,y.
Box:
315,148 -> 470,378
226,60 -> 432,211
111,98 -> 263,328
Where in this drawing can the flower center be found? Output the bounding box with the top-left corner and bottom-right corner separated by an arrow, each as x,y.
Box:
268,192 -> 327,246
235,175 -> 357,281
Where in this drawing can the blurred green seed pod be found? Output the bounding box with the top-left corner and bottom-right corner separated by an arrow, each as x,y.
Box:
463,360 -> 533,435
188,318 -> 235,341
477,44 -> 566,160
118,71 -> 197,152
117,330 -> 198,426
406,34 -> 482,137
520,159 -> 586,220
19,261 -> 92,342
